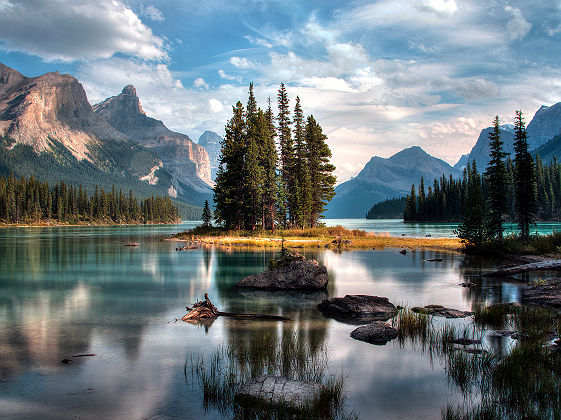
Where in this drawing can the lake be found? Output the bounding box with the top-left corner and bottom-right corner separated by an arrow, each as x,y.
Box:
0,221 -> 558,419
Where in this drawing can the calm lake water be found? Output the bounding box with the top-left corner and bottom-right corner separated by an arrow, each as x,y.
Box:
0,221 -> 559,419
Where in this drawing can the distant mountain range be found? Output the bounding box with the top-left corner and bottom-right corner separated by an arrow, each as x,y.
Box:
0,62 -> 215,211
198,130 -> 221,180
326,146 -> 461,218
330,101 -> 561,218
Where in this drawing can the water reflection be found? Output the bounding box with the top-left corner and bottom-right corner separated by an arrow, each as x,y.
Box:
1,226 -> 559,419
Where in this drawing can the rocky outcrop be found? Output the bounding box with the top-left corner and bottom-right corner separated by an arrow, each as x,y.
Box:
411,305 -> 472,318
350,321 -> 398,345
94,85 -> 213,194
198,131 -> 221,180
317,295 -> 398,324
522,278 -> 561,309
236,259 -> 328,290
0,63 -> 131,161
236,376 -> 326,410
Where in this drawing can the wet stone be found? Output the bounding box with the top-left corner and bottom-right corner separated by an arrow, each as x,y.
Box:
318,295 -> 398,324
411,305 -> 472,318
350,321 -> 398,345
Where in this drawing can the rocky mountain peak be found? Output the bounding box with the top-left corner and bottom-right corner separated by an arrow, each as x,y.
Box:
0,62 -> 26,89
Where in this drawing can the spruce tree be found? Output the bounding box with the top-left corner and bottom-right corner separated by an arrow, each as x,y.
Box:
456,161 -> 487,247
305,115 -> 336,226
277,83 -> 294,227
259,105 -> 279,231
485,116 -> 508,240
214,102 -> 247,229
292,96 -> 311,228
202,200 -> 212,228
243,83 -> 263,230
513,110 -> 537,240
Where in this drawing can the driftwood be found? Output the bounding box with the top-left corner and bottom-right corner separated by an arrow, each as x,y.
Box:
182,293 -> 290,322
124,242 -> 140,247
485,259 -> 561,277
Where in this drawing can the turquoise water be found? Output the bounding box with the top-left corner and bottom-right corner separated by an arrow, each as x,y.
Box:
323,218 -> 561,238
0,223 -> 558,419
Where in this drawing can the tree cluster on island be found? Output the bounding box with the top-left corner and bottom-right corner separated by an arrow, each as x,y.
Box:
0,174 -> 180,225
213,83 -> 336,231
401,111 -> 542,246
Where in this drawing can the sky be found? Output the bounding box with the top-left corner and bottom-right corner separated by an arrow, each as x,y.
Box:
0,0 -> 560,183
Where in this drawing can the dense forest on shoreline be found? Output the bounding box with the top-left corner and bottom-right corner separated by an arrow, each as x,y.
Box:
0,174 -> 181,225
365,196 -> 406,219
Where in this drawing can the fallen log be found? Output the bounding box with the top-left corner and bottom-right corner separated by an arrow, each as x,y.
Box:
485,259 -> 561,277
182,294 -> 291,322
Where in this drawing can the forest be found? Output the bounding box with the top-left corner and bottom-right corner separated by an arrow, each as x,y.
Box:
0,174 -> 181,225
214,83 -> 336,231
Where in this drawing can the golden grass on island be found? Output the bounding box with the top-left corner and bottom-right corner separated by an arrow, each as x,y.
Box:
173,225 -> 462,252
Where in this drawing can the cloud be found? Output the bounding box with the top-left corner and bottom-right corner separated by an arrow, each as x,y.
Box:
229,57 -> 255,68
209,99 -> 224,113
218,69 -> 240,81
140,5 -> 164,22
419,0 -> 458,16
244,35 -> 273,48
0,0 -> 167,62
193,77 -> 209,90
505,6 -> 531,42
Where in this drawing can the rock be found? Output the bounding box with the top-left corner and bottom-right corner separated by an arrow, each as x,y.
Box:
522,277 -> 561,309
236,376 -> 326,410
317,295 -> 398,324
350,321 -> 398,345
486,330 -> 516,337
426,258 -> 443,262
411,305 -> 472,318
449,338 -> 481,345
60,359 -> 72,364
399,249 -> 407,255
459,281 -> 476,288
236,259 -> 328,290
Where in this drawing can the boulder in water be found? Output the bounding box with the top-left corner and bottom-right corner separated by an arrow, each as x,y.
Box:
236,259 -> 328,290
317,295 -> 398,324
350,321 -> 398,345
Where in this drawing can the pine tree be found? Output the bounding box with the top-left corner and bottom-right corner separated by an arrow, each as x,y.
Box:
513,110 -> 537,240
260,104 -> 279,231
277,83 -> 294,227
243,83 -> 263,230
292,96 -> 311,228
214,102 -> 247,229
485,116 -> 508,240
456,161 -> 487,247
202,200 -> 212,228
305,115 -> 336,226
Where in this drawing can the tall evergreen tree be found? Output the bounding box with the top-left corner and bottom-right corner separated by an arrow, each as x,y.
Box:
202,200 -> 212,228
214,101 -> 247,229
277,83 -> 295,227
305,115 -> 336,226
485,116 -> 508,240
456,161 -> 487,247
292,96 -> 311,228
262,98 -> 279,231
513,110 -> 537,240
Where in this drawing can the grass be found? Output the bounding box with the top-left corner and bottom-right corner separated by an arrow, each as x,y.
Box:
172,225 -> 463,252
186,330 -> 356,419
467,231 -> 561,257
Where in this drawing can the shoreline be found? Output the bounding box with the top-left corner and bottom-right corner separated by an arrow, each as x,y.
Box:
169,234 -> 464,252
0,220 -> 184,228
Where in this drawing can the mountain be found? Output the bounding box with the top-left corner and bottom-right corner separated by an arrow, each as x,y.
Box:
532,132 -> 561,163
527,103 -> 561,150
198,130 -> 221,180
464,127 -> 516,171
0,62 -> 202,216
93,86 -> 213,199
326,146 -> 460,218
454,154 -> 469,170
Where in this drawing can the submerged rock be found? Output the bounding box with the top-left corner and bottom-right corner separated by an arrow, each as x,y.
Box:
350,321 -> 398,345
236,376 -> 326,409
522,277 -> 561,309
411,305 -> 472,318
317,295 -> 398,324
236,259 -> 328,290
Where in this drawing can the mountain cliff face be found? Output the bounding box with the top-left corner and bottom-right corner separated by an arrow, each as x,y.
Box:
0,63 -> 133,162
527,103 -> 561,150
464,127 -> 516,171
326,146 -> 460,218
94,86 -> 213,195
198,130 -> 221,180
